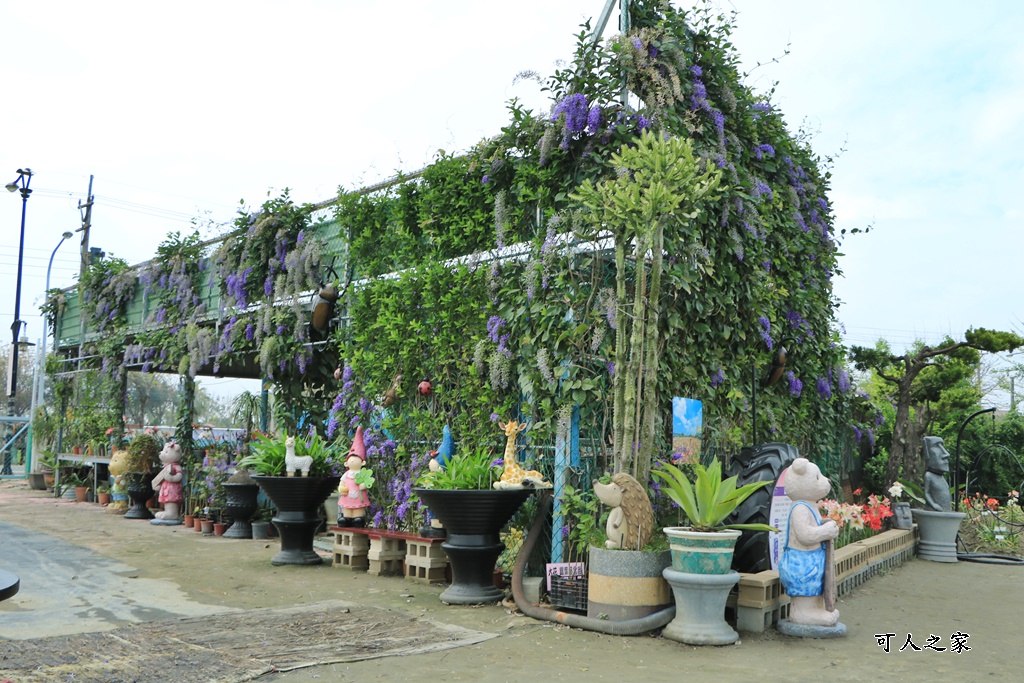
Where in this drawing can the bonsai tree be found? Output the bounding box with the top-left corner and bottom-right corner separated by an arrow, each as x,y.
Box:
851,328 -> 1024,486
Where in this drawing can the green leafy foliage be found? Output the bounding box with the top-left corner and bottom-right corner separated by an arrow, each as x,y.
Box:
415,446 -> 502,490
652,459 -> 778,532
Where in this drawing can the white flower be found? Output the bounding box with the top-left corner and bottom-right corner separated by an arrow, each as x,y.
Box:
888,482 -> 904,499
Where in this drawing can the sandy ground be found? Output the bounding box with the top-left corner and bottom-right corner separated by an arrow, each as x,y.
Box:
1,480 -> 1022,682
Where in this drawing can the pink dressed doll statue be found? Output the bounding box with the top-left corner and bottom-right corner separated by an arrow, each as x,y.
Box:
337,426 -> 371,528
151,441 -> 184,525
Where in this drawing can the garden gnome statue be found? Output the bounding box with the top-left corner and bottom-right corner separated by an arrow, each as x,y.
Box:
338,426 -> 370,527
428,425 -> 455,472
922,436 -> 953,512
777,457 -> 846,637
150,441 -> 184,525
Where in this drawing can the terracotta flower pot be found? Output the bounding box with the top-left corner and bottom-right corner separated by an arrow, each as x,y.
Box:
183,514 -> 195,528
74,486 -> 90,503
194,517 -> 205,532
213,522 -> 228,536
201,519 -> 215,535
97,492 -> 111,506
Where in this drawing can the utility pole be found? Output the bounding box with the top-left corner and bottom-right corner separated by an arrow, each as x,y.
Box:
77,175 -> 94,278
75,176 -> 94,372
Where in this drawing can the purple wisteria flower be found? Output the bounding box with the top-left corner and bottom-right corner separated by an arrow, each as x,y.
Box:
711,366 -> 725,388
816,377 -> 832,399
785,371 -> 803,398
490,413 -> 500,422
754,143 -> 775,160
837,369 -> 851,393
631,36 -> 642,49
758,316 -> 773,351
853,425 -> 863,442
486,315 -> 506,343
482,175 -> 490,184
753,179 -> 773,202
551,93 -> 590,134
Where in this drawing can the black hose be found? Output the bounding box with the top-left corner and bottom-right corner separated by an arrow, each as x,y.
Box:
511,490 -> 676,635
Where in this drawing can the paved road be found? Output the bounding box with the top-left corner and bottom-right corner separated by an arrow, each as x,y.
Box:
0,521 -> 235,639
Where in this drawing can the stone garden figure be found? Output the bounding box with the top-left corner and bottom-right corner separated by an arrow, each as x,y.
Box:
151,441 -> 184,525
923,436 -> 953,512
338,426 -> 370,527
777,458 -> 845,636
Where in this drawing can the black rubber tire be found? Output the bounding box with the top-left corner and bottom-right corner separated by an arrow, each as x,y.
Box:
725,442 -> 800,574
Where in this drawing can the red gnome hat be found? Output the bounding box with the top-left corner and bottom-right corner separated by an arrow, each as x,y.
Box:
349,426 -> 367,461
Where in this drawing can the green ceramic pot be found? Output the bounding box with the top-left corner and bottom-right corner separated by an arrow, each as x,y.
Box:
663,527 -> 741,574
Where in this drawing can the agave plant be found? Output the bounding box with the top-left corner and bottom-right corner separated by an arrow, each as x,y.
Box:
652,459 -> 779,533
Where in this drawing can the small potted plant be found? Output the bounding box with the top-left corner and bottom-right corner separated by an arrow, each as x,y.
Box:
120,433 -> 161,519
96,484 -> 112,506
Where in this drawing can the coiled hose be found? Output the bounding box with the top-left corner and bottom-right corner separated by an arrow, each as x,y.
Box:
511,490 -> 676,635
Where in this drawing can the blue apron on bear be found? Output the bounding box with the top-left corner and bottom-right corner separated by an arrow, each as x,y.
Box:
778,501 -> 826,597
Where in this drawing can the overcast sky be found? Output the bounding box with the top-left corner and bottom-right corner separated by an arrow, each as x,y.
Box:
3,0 -> 1022,399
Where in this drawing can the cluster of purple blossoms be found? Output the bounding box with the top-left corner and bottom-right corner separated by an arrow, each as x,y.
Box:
753,179 -> 773,203
816,376 -> 832,400
754,144 -> 775,160
711,366 -> 725,389
486,315 -> 506,344
757,316 -> 773,351
785,371 -> 803,398
837,369 -> 851,393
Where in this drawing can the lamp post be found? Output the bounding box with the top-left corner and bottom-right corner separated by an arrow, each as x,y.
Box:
4,169 -> 31,475
5,169 -> 32,404
28,231 -> 74,470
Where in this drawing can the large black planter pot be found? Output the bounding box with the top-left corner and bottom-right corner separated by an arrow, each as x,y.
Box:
223,482 -> 260,539
413,488 -> 533,604
123,472 -> 156,519
253,476 -> 340,565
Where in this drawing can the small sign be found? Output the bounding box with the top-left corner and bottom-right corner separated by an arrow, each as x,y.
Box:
545,562 -> 585,591
768,468 -> 792,570
671,397 -> 703,464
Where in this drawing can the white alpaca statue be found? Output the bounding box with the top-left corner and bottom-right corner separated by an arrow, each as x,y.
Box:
285,436 -> 313,477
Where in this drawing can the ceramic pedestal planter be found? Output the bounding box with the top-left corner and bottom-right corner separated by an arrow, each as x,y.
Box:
413,488 -> 532,605
912,509 -> 965,562
122,472 -> 156,520
223,482 -> 260,539
661,527 -> 742,645
587,547 -> 671,621
253,476 -> 340,565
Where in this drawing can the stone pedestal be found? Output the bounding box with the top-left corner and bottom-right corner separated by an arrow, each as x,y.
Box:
661,567 -> 740,645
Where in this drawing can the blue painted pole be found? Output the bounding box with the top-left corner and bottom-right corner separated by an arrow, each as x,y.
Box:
552,415 -> 569,564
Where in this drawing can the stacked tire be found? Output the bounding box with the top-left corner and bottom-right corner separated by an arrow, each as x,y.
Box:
725,442 -> 800,574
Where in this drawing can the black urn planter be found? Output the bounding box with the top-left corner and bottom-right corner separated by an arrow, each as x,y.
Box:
413,488 -> 533,605
223,482 -> 260,538
253,476 -> 340,565
123,472 -> 156,519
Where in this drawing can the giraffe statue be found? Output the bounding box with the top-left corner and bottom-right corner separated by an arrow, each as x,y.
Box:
493,420 -> 552,490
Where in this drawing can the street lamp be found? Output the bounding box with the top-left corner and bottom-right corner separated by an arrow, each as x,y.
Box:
4,168 -> 31,476
5,168 -> 32,405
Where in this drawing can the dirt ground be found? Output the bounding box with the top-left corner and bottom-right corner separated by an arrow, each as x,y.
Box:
2,480 -> 1022,682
